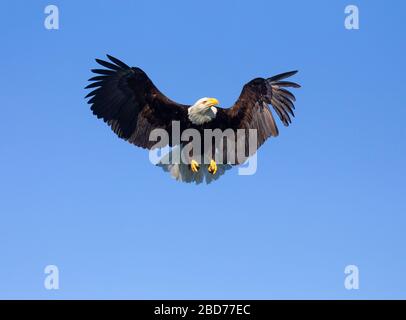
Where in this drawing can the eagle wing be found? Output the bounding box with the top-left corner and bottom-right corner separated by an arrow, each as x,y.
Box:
215,71 -> 300,164
85,55 -> 189,149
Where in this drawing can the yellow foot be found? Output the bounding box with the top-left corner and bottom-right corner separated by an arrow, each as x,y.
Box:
190,160 -> 200,173
208,159 -> 217,175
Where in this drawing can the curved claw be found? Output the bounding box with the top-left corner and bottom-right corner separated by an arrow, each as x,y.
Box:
208,159 -> 217,175
190,160 -> 200,173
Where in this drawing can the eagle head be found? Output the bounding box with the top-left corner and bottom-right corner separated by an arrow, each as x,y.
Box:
188,97 -> 219,125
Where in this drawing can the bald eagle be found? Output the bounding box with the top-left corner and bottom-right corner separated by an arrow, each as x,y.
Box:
85,55 -> 300,184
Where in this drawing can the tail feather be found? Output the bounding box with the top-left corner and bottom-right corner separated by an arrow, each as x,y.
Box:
157,162 -> 232,184
156,146 -> 232,184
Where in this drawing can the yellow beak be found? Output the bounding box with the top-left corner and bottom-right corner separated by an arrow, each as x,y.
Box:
207,98 -> 219,107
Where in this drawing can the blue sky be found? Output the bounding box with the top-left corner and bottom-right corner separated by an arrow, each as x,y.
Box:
0,0 -> 405,299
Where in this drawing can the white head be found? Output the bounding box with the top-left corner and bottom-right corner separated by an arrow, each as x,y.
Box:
188,97 -> 219,125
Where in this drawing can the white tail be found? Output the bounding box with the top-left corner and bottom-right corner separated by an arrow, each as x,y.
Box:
156,146 -> 232,184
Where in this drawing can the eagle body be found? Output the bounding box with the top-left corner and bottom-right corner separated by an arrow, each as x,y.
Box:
85,55 -> 300,184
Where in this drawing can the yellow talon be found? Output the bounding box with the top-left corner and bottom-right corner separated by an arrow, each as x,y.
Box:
208,159 -> 217,175
190,160 -> 200,173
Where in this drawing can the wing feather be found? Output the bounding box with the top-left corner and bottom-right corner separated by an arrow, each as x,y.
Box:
216,71 -> 300,164
85,55 -> 189,149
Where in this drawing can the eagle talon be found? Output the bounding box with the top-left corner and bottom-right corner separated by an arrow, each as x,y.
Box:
190,160 -> 200,173
208,159 -> 217,175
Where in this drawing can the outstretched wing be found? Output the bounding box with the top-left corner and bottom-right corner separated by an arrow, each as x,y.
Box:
85,55 -> 189,149
215,71 -> 300,164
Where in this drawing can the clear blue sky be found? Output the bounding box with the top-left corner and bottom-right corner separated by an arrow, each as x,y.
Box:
1,0 -> 405,299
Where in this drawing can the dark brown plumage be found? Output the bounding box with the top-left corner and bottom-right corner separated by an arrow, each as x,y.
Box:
85,55 -> 300,165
